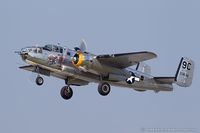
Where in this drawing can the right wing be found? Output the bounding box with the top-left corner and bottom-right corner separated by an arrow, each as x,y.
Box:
96,51 -> 157,69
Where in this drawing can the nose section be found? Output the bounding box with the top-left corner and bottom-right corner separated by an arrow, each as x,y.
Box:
20,48 -> 29,60
21,48 -> 28,54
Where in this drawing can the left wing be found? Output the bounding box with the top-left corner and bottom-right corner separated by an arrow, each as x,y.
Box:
19,65 -> 51,76
19,65 -> 89,86
19,65 -> 36,72
96,51 -> 157,69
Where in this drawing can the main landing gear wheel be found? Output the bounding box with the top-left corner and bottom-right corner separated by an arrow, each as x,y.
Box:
98,82 -> 111,96
60,86 -> 73,100
35,76 -> 44,86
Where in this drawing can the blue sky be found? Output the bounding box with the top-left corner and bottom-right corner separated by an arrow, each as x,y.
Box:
0,0 -> 199,132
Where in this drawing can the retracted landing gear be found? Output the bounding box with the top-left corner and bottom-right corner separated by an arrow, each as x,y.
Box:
60,86 -> 73,100
98,82 -> 111,96
35,75 -> 44,86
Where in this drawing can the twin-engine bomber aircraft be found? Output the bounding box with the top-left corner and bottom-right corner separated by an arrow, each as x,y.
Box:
16,40 -> 194,100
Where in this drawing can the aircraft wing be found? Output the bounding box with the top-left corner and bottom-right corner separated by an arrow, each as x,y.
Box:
19,65 -> 36,72
19,65 -> 89,86
96,51 -> 157,69
19,65 -> 51,76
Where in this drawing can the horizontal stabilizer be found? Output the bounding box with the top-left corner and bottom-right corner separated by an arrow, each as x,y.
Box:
154,57 -> 194,88
154,77 -> 175,84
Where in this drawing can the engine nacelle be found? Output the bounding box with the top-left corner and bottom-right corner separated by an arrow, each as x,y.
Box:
72,51 -> 93,71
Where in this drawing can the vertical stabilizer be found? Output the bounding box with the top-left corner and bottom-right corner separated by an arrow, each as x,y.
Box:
175,57 -> 194,87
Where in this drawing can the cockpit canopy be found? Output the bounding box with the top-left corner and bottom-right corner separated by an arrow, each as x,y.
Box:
43,44 -> 63,53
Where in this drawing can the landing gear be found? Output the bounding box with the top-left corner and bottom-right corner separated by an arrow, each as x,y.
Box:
60,86 -> 73,100
35,76 -> 44,86
98,82 -> 111,96
35,66 -> 44,86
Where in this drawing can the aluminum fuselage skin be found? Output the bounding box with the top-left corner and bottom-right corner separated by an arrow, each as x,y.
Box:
20,46 -> 173,92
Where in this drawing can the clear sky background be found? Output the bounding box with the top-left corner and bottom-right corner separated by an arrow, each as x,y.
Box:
0,0 -> 199,133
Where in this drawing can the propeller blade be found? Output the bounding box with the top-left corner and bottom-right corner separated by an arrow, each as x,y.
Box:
74,39 -> 87,52
80,39 -> 87,52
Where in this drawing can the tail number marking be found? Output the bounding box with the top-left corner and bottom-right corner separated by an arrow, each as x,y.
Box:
182,61 -> 191,70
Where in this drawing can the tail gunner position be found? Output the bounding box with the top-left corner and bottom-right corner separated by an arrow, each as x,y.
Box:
16,40 -> 194,100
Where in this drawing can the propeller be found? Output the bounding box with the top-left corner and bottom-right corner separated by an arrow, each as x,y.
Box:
72,39 -> 87,68
74,39 -> 87,52
79,39 -> 87,52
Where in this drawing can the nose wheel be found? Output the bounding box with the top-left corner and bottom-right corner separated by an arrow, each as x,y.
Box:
35,76 -> 44,86
60,86 -> 73,100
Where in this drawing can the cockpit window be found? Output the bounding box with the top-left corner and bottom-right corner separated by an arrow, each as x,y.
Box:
38,48 -> 42,53
52,45 -> 59,52
43,44 -> 63,53
33,49 -> 37,53
60,48 -> 63,53
43,44 -> 52,51
33,47 -> 42,53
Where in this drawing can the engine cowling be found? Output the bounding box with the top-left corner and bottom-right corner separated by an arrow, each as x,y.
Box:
72,51 -> 93,71
72,51 -> 83,67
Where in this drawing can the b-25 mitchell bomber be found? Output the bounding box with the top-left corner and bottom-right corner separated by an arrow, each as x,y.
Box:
16,40 -> 194,100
